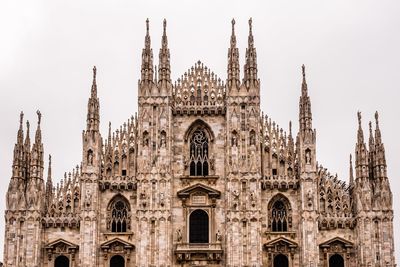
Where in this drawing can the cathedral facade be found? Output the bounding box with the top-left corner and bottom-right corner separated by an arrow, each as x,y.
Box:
3,19 -> 396,267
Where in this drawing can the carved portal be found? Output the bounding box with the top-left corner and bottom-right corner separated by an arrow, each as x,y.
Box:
264,237 -> 298,267
45,239 -> 78,266
100,238 -> 135,265
319,237 -> 354,267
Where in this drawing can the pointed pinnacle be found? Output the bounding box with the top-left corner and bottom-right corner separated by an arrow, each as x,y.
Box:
36,110 -> 42,125
302,64 -> 306,79
163,19 -> 167,35
19,111 -> 24,127
146,18 -> 150,35
357,111 -> 362,127
249,18 -> 253,34
375,111 -> 379,127
231,18 -> 235,34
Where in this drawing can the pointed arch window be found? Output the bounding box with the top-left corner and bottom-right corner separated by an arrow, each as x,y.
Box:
108,198 -> 130,233
271,200 -> 288,232
189,129 -> 209,176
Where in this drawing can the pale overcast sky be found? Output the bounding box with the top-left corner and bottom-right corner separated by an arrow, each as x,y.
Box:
0,0 -> 399,262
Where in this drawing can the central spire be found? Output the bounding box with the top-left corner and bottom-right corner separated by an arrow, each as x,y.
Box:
158,18 -> 171,90
140,18 -> 154,87
86,66 -> 100,132
227,18 -> 240,90
243,18 -> 258,89
299,65 -> 313,136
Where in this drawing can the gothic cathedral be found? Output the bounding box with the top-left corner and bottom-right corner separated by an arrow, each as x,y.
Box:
3,19 -> 396,267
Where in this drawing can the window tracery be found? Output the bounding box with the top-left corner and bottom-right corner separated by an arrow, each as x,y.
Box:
189,129 -> 209,176
271,200 -> 288,232
108,197 -> 130,233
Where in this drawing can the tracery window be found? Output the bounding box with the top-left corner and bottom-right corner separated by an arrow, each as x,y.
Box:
271,200 -> 288,232
189,129 -> 209,176
109,198 -> 130,233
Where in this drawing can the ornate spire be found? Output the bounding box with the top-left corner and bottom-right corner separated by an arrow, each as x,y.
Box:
349,154 -> 354,185
35,110 -> 42,144
17,111 -> 24,145
374,111 -> 382,145
25,120 -> 31,151
12,112 -> 25,177
45,154 -> 53,210
30,110 -> 44,178
91,65 -> 97,98
357,111 -> 364,144
141,18 -> 154,86
298,65 -> 313,136
86,66 -> 100,132
374,111 -> 386,173
158,19 -> 171,89
227,18 -> 240,90
243,18 -> 258,89
355,111 -> 369,178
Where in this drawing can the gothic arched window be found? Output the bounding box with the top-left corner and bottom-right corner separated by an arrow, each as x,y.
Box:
108,197 -> 130,233
271,200 -> 288,232
189,129 -> 209,176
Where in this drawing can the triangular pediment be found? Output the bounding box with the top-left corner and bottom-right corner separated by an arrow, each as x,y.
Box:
264,237 -> 298,248
100,237 -> 135,249
177,183 -> 221,198
319,236 -> 353,248
45,238 -> 78,249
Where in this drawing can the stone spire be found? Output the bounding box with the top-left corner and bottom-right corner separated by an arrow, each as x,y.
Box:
45,154 -> 53,211
374,111 -> 387,176
30,110 -> 44,178
12,112 -> 25,177
86,66 -> 100,132
140,18 -> 154,87
298,65 -> 313,138
23,120 -> 31,180
227,18 -> 240,90
355,112 -> 368,179
349,154 -> 354,186
158,19 -> 171,90
243,18 -> 258,89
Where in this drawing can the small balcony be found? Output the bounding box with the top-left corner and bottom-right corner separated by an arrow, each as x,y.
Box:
175,242 -> 223,262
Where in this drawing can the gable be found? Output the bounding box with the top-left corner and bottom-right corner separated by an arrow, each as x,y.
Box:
177,183 -> 221,198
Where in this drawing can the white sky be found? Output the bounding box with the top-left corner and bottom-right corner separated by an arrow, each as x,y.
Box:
0,0 -> 399,262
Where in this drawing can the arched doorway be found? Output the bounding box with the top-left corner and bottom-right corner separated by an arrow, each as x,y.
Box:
110,255 -> 125,267
54,255 -> 69,267
189,209 -> 209,243
273,254 -> 288,267
329,254 -> 344,267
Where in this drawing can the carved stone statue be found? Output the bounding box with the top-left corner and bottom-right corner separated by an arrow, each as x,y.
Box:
216,230 -> 222,242
176,229 -> 182,242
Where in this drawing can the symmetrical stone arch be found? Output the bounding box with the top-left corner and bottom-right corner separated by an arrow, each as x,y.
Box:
106,194 -> 131,233
267,194 -> 292,232
183,119 -> 215,176
183,119 -> 215,142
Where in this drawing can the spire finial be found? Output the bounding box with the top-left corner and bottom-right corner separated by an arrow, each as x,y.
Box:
163,18 -> 167,35
369,121 -> 373,134
289,121 -> 292,135
26,120 -> 30,132
36,110 -> 42,125
375,111 -> 379,127
146,18 -> 150,35
357,111 -> 362,127
349,153 -> 354,184
93,65 -> 97,80
302,64 -> 306,79
19,111 -> 24,126
49,154 -> 52,165
249,17 -> 253,35
231,18 -> 235,35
